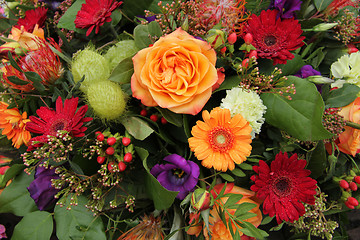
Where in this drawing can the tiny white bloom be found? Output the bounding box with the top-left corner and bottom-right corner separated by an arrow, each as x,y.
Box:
331,52 -> 360,88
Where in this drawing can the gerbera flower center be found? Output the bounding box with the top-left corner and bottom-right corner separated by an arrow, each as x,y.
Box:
209,126 -> 234,152
272,176 -> 292,197
264,35 -> 277,46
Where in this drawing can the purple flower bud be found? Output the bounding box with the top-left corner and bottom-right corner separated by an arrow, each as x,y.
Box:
269,0 -> 302,19
150,154 -> 200,200
294,65 -> 321,78
27,166 -> 60,211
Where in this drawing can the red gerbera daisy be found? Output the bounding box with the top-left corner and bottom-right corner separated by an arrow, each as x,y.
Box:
244,9 -> 305,65
15,7 -> 48,32
74,0 -> 123,36
250,152 -> 317,224
26,97 -> 92,150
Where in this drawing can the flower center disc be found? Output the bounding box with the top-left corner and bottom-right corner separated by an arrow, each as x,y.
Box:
273,176 -> 292,197
209,126 -> 233,152
264,35 -> 277,46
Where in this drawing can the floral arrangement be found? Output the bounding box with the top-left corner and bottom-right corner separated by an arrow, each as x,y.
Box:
0,0 -> 359,239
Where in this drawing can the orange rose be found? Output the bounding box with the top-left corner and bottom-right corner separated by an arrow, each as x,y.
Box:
187,183 -> 263,240
337,97 -> 360,156
131,28 -> 224,115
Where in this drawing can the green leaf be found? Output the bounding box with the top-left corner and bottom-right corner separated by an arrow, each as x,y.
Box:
133,24 -> 153,49
0,171 -> 37,216
261,76 -> 333,141
325,84 -> 360,108
120,116 -> 154,140
0,164 -> 25,188
231,168 -> 246,177
7,76 -> 28,85
137,147 -> 178,210
224,194 -> 243,208
57,0 -> 86,31
8,51 -> 23,72
239,221 -> 268,239
54,195 -> 107,240
147,21 -> 163,37
277,54 -> 305,76
313,0 -> 333,11
156,107 -> 183,127
24,71 -> 42,83
234,202 -> 257,217
238,163 -> 253,171
261,216 -> 274,225
12,211 -> 53,240
220,173 -> 234,182
216,75 -> 240,92
307,141 -> 327,179
108,57 -> 134,84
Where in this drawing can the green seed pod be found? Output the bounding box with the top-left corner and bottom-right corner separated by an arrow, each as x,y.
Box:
71,48 -> 110,91
86,81 -> 126,121
104,40 -> 139,71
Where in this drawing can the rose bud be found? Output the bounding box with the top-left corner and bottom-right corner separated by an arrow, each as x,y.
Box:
191,188 -> 212,211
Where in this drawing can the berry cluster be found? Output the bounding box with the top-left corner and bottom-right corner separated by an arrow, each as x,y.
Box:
335,170 -> 360,209
139,106 -> 168,124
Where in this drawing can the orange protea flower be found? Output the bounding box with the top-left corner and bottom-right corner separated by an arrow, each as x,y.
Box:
188,107 -> 252,172
117,214 -> 164,240
2,38 -> 64,92
324,0 -> 357,18
0,102 -> 31,148
199,0 -> 249,33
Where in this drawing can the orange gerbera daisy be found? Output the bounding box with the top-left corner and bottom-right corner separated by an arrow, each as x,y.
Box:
188,107 -> 252,172
0,102 -> 31,149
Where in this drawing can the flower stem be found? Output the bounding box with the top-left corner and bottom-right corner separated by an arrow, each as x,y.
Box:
346,121 -> 360,130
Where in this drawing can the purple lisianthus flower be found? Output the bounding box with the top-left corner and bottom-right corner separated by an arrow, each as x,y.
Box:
0,224 -> 6,239
27,166 -> 60,211
136,15 -> 156,23
150,154 -> 200,200
294,65 -> 321,78
269,0 -> 302,19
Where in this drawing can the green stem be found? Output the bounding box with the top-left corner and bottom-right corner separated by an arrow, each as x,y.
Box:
346,154 -> 360,173
346,121 -> 360,130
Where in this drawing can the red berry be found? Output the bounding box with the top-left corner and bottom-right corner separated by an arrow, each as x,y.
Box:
242,58 -> 250,68
150,114 -> 158,122
97,156 -> 106,164
107,162 -> 116,172
95,131 -> 102,135
348,197 -> 359,206
348,44 -> 359,54
105,147 -> 115,155
354,176 -> 360,184
244,33 -> 253,44
339,179 -> 350,189
220,46 -> 227,54
227,32 -> 237,45
350,182 -> 358,191
161,117 -> 167,125
124,153 -> 133,162
118,161 -> 127,172
345,200 -> 355,209
249,50 -> 258,59
122,137 -> 131,146
97,133 -> 104,141
107,137 -> 116,146
140,109 -> 148,116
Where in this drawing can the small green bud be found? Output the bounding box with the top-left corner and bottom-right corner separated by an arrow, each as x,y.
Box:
104,40 -> 139,71
191,188 -> 211,211
86,81 -> 126,121
71,48 -> 110,91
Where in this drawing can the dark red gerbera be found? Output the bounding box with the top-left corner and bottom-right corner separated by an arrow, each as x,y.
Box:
15,7 -> 48,32
74,0 -> 123,36
244,9 -> 305,65
250,152 -> 317,224
26,97 -> 92,150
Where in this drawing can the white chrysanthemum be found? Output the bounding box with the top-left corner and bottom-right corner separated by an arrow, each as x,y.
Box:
220,87 -> 267,138
331,52 -> 360,88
